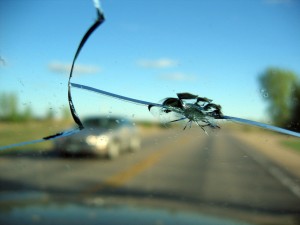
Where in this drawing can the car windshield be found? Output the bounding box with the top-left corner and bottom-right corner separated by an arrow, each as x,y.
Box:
83,118 -> 120,129
1,1 -> 300,225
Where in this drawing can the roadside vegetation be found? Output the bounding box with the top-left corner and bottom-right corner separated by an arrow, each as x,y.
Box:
0,92 -> 73,153
0,119 -> 73,154
281,140 -> 300,153
259,67 -> 300,132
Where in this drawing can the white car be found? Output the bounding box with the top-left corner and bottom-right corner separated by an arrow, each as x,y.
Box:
54,116 -> 140,159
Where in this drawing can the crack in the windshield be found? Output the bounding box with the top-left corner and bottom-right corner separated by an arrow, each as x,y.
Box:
71,82 -> 300,138
67,1 -> 105,131
0,0 -> 299,152
0,0 -> 104,151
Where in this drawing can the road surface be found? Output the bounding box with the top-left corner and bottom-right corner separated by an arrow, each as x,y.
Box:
0,127 -> 300,224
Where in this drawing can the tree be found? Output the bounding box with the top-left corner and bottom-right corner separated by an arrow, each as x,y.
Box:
259,68 -> 298,127
22,105 -> 33,122
290,82 -> 300,131
61,106 -> 71,121
46,108 -> 55,121
7,93 -> 19,121
0,93 -> 19,121
0,92 -> 35,122
0,93 -> 9,119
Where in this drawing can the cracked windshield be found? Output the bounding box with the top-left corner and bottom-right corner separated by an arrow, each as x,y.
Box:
1,0 -> 300,224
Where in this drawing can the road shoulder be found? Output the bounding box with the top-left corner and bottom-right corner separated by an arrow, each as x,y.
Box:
230,129 -> 300,179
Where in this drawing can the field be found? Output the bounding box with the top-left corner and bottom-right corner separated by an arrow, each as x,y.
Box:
0,120 -> 73,154
1,119 -> 299,156
282,140 -> 300,152
0,119 -> 163,154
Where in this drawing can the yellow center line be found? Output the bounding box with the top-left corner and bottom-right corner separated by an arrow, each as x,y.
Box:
81,134 -> 192,196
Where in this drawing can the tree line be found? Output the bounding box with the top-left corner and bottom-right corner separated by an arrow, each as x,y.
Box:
259,67 -> 300,131
1,67 -> 299,130
0,93 -> 70,122
0,93 -> 33,122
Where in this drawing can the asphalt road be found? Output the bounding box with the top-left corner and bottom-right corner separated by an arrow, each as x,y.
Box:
0,127 -> 300,225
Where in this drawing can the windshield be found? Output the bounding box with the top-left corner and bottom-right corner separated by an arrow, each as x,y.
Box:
83,118 -> 121,129
1,1 -> 300,225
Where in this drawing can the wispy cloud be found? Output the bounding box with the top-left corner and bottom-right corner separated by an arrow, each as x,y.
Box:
0,56 -> 6,66
137,58 -> 178,69
263,0 -> 292,4
159,72 -> 196,82
48,61 -> 100,75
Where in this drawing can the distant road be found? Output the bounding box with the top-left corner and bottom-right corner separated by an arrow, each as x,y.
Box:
0,128 -> 300,225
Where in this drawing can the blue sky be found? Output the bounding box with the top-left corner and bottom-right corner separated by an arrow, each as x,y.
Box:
0,0 -> 300,122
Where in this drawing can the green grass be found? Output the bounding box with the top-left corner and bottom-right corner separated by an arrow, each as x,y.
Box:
281,140 -> 300,152
0,119 -> 72,154
0,119 -> 161,155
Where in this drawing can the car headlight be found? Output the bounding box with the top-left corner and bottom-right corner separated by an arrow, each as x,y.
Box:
96,135 -> 109,148
86,135 -> 98,145
86,135 -> 109,149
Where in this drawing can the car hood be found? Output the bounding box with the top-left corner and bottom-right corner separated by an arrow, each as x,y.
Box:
0,192 -> 252,225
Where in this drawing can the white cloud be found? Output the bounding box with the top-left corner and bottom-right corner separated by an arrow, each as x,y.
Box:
159,72 -> 196,81
48,61 -> 100,75
263,0 -> 292,4
137,58 -> 178,69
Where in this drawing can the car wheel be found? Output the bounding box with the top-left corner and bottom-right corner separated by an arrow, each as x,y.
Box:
59,149 -> 68,157
107,141 -> 120,159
